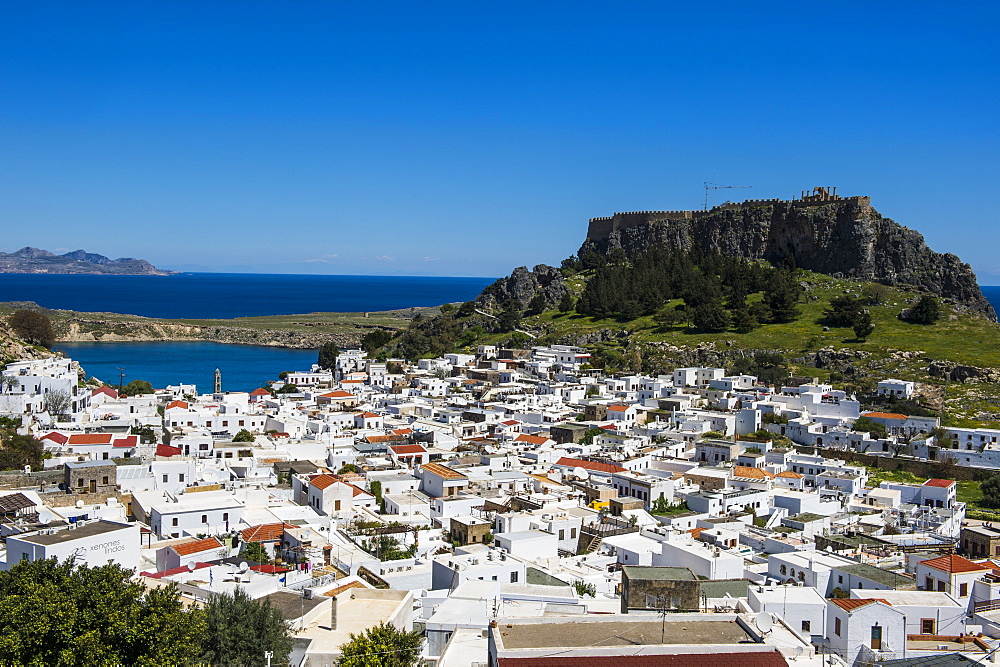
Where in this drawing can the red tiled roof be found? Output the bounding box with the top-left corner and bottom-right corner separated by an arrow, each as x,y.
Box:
775,471 -> 804,479
420,462 -> 467,480
346,483 -> 372,498
310,474 -> 338,490
390,444 -> 427,455
92,386 -> 119,398
358,411 -> 381,419
41,432 -> 68,445
366,434 -> 406,443
113,435 -> 138,448
830,598 -> 891,611
391,428 -> 412,435
515,434 -> 550,446
862,411 -> 907,420
68,433 -> 113,445
172,537 -> 223,556
924,478 -> 956,488
500,420 -> 520,426
165,400 -> 189,410
240,523 -> 295,543
607,404 -> 631,411
250,388 -> 271,396
732,466 -> 773,480
497,652 -> 789,667
920,554 -> 989,574
156,444 -> 182,457
555,457 -> 626,474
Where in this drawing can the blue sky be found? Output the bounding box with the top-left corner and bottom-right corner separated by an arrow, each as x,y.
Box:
1,2 -> 998,280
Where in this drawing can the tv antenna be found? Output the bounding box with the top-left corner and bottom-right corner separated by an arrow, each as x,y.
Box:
704,182 -> 751,210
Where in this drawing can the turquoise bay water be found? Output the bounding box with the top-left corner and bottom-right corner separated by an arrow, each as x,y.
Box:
56,341 -> 318,394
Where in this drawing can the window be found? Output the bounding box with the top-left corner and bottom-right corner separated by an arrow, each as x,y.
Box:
199,443 -> 209,450
838,575 -> 843,584
571,528 -> 576,539
163,474 -> 169,483
201,515 -> 208,523
780,565 -> 787,575
102,476 -> 109,485
960,583 -> 968,597
510,572 -> 518,583
921,619 -> 935,634
222,512 -> 228,522
222,421 -> 228,427
239,420 -> 245,426
834,618 -> 841,637
335,500 -> 341,511
558,529 -> 565,540
179,473 -> 185,482
492,575 -> 497,581
926,576 -> 934,590
77,478 -> 83,487
801,620 -> 810,632
172,518 -> 178,526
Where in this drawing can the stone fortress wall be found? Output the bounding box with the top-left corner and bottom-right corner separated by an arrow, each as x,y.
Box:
586,187 -> 872,242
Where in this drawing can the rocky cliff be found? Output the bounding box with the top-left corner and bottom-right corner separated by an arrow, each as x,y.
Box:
0,247 -> 172,275
578,194 -> 995,320
476,265 -> 569,310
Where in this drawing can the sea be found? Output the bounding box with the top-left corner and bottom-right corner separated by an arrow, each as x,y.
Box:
2,274 -> 996,394
0,272 -> 495,393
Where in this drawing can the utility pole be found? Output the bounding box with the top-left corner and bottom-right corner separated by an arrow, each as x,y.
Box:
116,367 -> 126,394
704,182 -> 752,210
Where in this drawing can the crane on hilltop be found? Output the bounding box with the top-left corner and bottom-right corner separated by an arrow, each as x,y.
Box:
704,182 -> 751,210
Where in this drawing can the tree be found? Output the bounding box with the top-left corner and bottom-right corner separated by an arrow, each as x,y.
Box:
905,295 -> 942,324
318,342 -> 339,370
526,293 -> 547,315
240,540 -> 271,564
762,270 -> 803,323
369,480 -> 383,506
0,432 -> 44,471
981,474 -> 1000,509
439,303 -> 456,313
862,283 -> 891,306
823,294 -> 866,327
338,463 -> 361,474
276,383 -> 300,394
338,621 -> 423,667
496,299 -> 522,333
7,309 -> 56,348
559,292 -> 575,313
361,329 -> 394,353
232,429 -> 255,442
852,416 -> 888,439
853,310 -> 875,341
43,389 -> 71,417
691,301 -> 731,332
573,580 -> 596,597
0,557 -> 203,665
199,587 -> 292,667
456,300 -> 477,317
122,379 -> 154,396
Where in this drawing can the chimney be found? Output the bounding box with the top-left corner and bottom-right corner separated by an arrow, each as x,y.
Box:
330,596 -> 337,631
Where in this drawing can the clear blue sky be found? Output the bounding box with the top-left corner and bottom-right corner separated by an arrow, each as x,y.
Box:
1,2 -> 997,280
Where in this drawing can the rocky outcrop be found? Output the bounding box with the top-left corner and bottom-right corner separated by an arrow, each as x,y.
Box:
927,360 -> 1000,383
579,196 -> 995,320
476,265 -> 569,311
0,247 -> 172,275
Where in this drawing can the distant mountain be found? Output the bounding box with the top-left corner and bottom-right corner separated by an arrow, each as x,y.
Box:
0,247 -> 173,276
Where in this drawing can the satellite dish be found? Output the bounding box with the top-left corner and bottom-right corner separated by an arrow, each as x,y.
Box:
239,561 -> 249,572
573,467 -> 590,481
203,471 -> 217,483
75,500 -> 84,508
187,562 -> 197,572
754,612 -> 774,634
40,516 -> 51,525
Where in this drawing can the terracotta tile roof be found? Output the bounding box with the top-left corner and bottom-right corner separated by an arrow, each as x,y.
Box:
607,404 -> 632,411
500,420 -> 521,426
91,386 -> 118,398
775,471 -> 804,479
920,554 -> 989,574
420,462 -> 467,480
250,388 -> 271,396
391,428 -> 412,435
830,598 -> 891,611
358,412 -> 381,419
365,434 -> 405,443
862,411 -> 907,420
240,522 -> 295,543
555,457 -> 626,474
497,653 -> 789,667
924,478 -> 956,488
113,435 -> 138,448
515,434 -> 550,446
346,483 -> 371,498
165,400 -> 189,410
309,474 -> 338,490
172,537 -> 224,556
41,431 -> 68,445
319,391 -> 355,398
322,580 -> 368,597
68,433 -> 114,445
156,444 -> 182,457
389,444 -> 427,455
732,466 -> 773,480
